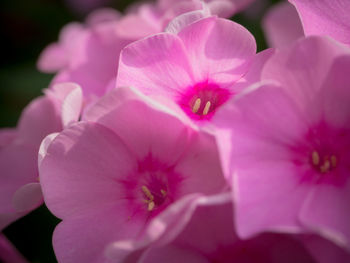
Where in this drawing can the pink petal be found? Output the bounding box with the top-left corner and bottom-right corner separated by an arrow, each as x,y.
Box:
318,55 -> 350,129
0,234 -> 29,263
300,182 -> 350,250
86,8 -> 121,26
117,33 -> 194,96
47,82 -> 83,127
0,144 -> 38,214
165,9 -> 210,35
17,96 -> 62,147
39,122 -> 137,219
178,16 -> 256,84
263,1 -> 304,48
290,0 -> 350,45
213,84 -> 311,238
0,143 -> 38,229
262,36 -> 350,119
175,132 -> 227,196
37,43 -> 68,73
302,234 -> 350,263
234,48 -> 276,93
0,129 -> 17,148
12,183 -> 42,213
84,87 -> 192,166
140,246 -> 208,263
105,194 -> 229,262
53,205 -> 142,263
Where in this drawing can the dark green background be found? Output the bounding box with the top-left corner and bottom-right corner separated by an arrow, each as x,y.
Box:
0,0 -> 280,262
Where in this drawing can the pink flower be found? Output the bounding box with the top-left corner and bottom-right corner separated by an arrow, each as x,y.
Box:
117,16 -> 256,123
214,36 -> 350,250
39,87 -> 226,263
0,83 -> 82,230
262,1 -> 304,48
116,194 -> 321,263
290,0 -> 350,46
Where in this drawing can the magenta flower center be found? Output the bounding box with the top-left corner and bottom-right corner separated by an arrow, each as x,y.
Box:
294,122 -> 350,186
310,150 -> 338,174
121,154 -> 182,219
178,81 -> 231,121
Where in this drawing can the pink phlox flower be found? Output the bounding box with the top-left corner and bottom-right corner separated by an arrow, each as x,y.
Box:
39,86 -> 227,263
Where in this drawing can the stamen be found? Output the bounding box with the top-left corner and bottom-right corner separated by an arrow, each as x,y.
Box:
160,189 -> 167,197
331,155 -> 337,168
203,101 -> 211,115
192,98 -> 201,113
320,160 -> 331,173
141,185 -> 154,201
312,151 -> 320,166
148,201 -> 155,211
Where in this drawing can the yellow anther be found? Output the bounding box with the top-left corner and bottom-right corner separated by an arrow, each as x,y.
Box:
141,185 -> 154,201
312,151 -> 320,166
331,155 -> 337,168
160,189 -> 167,197
148,201 -> 155,211
192,98 -> 201,113
320,160 -> 331,173
203,101 -> 211,115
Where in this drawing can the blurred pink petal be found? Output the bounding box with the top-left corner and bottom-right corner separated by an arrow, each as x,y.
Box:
263,1 -> 304,48
290,0 -> 350,45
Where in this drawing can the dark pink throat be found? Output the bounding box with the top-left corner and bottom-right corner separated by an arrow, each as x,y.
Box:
120,154 -> 182,219
178,81 -> 231,121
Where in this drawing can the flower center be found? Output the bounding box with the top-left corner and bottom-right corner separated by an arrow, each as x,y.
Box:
311,150 -> 337,174
178,81 -> 231,121
141,185 -> 167,211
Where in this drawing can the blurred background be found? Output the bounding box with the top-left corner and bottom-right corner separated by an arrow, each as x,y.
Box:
0,0 -> 281,262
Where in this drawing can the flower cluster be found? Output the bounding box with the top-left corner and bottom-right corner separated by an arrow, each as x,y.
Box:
1,0 -> 350,262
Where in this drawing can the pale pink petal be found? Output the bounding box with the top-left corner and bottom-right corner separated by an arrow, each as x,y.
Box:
115,14 -> 159,39
263,1 -> 304,48
47,82 -> 83,127
234,48 -> 276,93
178,16 -> 256,84
39,122 -> 137,219
12,183 -> 42,213
0,234 -> 29,263
86,8 -> 121,26
37,43 -> 68,73
262,36 -> 350,118
17,96 -> 62,147
52,25 -> 130,98
175,132 -> 227,195
38,133 -> 60,168
165,9 -> 210,35
53,205 -> 142,263
0,143 -> 38,230
290,0 -> 350,45
84,87 -> 192,165
300,182 -> 350,250
213,84 -> 311,238
117,33 -> 194,96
